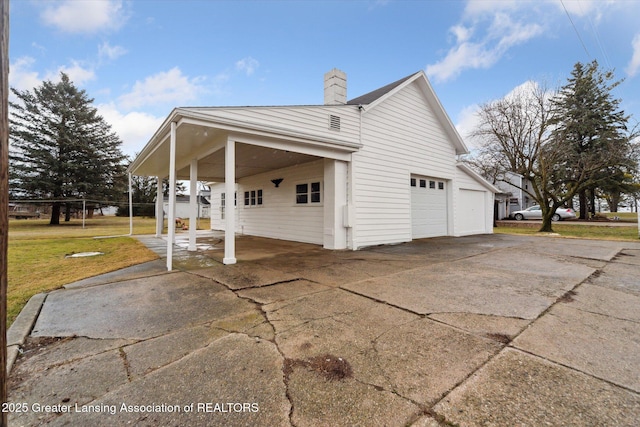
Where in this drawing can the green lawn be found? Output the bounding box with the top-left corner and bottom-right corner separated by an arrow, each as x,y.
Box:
495,223 -> 640,241
7,216 -> 161,326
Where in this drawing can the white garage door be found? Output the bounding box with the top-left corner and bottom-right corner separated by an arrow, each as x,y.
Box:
411,176 -> 448,238
458,189 -> 486,235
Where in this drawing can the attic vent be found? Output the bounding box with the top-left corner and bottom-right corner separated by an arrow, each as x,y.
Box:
329,115 -> 341,131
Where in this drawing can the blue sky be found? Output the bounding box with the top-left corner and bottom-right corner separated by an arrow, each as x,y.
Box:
9,0 -> 640,157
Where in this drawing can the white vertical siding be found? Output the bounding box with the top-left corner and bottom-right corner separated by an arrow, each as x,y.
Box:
353,81 -> 458,248
210,160 -> 325,245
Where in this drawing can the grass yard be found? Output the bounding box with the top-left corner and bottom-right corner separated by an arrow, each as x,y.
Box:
495,223 -> 640,241
7,216 -> 161,325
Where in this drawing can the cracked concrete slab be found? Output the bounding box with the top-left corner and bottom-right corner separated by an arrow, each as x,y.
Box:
588,261 -> 640,296
434,349 -> 640,427
569,283 -> 640,322
32,272 -> 256,340
63,259 -> 167,289
370,318 -> 503,404
526,238 -> 623,261
264,289 -> 502,407
428,313 -> 530,340
9,348 -> 129,426
512,303 -> 640,392
11,336 -> 134,374
8,234 -> 640,426
236,280 -> 330,304
48,334 -> 291,427
122,324 -> 228,380
342,256 -> 590,319
287,364 -> 421,427
191,263 -> 300,290
612,249 -> 640,266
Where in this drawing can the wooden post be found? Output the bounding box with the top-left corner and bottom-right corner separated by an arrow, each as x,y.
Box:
1,0 -> 10,424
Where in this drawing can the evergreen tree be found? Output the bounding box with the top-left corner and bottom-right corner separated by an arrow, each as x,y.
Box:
550,61 -> 634,219
9,73 -> 126,224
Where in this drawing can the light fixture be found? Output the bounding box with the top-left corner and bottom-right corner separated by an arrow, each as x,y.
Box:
271,178 -> 284,188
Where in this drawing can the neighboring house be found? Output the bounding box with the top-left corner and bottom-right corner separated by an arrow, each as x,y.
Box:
8,202 -> 40,219
492,172 -> 535,219
162,194 -> 211,219
128,69 -> 498,268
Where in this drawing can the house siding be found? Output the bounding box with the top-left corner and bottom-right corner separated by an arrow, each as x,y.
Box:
352,80 -> 458,248
189,106 -> 361,145
210,160 -> 325,245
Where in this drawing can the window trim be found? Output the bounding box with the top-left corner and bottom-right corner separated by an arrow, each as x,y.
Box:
243,188 -> 263,208
295,180 -> 323,206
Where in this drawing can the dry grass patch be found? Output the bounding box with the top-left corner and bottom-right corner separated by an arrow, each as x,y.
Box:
8,217 -> 160,326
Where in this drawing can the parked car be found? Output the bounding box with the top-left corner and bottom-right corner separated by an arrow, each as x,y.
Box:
511,205 -> 576,221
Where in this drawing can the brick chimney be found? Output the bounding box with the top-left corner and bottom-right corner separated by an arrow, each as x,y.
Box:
324,69 -> 347,105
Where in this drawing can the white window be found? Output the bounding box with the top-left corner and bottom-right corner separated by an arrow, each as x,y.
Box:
296,181 -> 321,205
244,189 -> 263,207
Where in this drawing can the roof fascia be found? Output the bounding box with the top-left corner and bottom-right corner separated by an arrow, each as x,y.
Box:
416,72 -> 469,156
457,162 -> 500,193
127,108 -> 183,174
359,72 -> 422,113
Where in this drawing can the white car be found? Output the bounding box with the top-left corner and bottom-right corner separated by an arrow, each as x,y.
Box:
511,205 -> 576,221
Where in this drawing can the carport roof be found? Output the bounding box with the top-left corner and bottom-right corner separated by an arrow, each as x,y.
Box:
128,107 -> 362,180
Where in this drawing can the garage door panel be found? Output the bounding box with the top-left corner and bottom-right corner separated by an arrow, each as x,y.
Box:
411,176 -> 447,238
458,189 -> 486,234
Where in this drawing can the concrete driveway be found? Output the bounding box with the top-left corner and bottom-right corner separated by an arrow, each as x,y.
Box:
7,233 -> 640,426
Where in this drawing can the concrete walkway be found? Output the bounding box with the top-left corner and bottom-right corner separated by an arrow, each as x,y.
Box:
7,233 -> 640,426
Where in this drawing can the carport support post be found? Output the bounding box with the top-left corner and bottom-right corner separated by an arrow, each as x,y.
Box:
223,138 -> 237,264
128,172 -> 133,235
188,159 -> 198,251
155,176 -> 163,238
166,122 -> 177,271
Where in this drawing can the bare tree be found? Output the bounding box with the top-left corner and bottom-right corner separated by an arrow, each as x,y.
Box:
470,83 -> 566,232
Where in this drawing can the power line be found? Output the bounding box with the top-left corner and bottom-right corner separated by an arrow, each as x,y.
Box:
560,0 -> 591,58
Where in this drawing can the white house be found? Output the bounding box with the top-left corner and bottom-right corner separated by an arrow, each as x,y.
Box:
162,194 -> 211,219
128,69 -> 497,269
493,172 -> 535,219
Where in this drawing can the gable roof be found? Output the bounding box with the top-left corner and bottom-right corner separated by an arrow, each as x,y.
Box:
349,71 -> 469,155
347,72 -> 419,105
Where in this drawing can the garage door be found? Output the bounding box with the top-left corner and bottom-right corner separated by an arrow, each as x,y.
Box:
458,189 -> 486,235
411,176 -> 448,238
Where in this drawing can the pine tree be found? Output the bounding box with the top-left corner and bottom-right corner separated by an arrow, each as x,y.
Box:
9,73 -> 126,224
550,60 -> 634,219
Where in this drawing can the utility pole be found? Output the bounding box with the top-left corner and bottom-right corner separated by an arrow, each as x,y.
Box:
0,0 -> 10,424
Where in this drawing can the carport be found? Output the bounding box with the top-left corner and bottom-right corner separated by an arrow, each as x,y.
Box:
127,108 -> 361,270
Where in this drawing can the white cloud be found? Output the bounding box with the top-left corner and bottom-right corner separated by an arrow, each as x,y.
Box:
9,57 -> 42,92
97,103 -> 164,157
426,8 -> 544,83
236,57 -> 259,76
118,67 -> 207,109
626,34 -> 640,77
41,0 -> 127,34
455,104 -> 483,149
98,42 -> 128,61
52,61 -> 96,86
552,0 -> 600,17
9,57 -> 95,94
